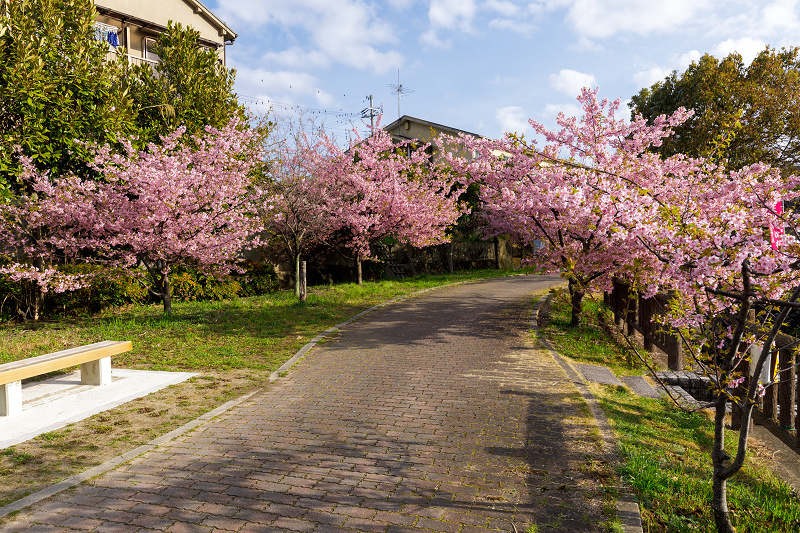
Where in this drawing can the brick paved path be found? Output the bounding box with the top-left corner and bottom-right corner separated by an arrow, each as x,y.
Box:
2,275 -> 611,533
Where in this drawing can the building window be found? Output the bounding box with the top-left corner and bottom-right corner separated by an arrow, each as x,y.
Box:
144,37 -> 160,63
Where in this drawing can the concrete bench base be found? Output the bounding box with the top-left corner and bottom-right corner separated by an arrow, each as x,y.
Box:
0,342 -> 125,418
1,356 -> 112,416
0,381 -> 22,417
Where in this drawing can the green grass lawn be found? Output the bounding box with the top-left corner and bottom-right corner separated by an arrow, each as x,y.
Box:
1,268 -> 533,371
540,291 -> 800,533
540,291 -> 646,376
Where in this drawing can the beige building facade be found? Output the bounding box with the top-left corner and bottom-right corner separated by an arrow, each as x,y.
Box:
383,115 -> 481,162
93,0 -> 236,66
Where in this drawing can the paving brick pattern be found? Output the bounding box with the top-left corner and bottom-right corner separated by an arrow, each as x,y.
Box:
1,275 -> 610,532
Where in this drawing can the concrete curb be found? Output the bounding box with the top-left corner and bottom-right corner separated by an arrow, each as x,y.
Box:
531,295 -> 645,533
0,274 -> 519,520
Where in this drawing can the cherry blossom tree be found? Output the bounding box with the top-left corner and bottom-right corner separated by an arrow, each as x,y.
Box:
0,155 -> 93,320
1,120 -> 262,317
628,157 -> 800,533
256,124 -> 344,299
258,120 -> 465,294
326,126 -> 465,285
445,89 -> 691,326
447,88 -> 800,531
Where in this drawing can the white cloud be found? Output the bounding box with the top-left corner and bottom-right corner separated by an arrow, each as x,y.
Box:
488,18 -> 535,35
260,48 -> 329,70
631,50 -> 701,88
420,29 -> 451,48
761,0 -> 800,33
496,106 -> 531,135
387,0 -> 417,9
421,0 -> 477,48
549,69 -> 597,97
428,0 -> 477,30
532,0 -> 714,40
712,37 -> 767,64
234,66 -> 335,108
212,0 -> 403,74
678,50 -> 702,66
484,0 -> 519,17
631,66 -> 672,89
544,102 -> 585,119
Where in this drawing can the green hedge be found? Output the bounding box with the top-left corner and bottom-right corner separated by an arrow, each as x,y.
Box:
0,261 -> 279,320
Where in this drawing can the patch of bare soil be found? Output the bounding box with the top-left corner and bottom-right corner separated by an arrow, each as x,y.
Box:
0,369 -> 269,510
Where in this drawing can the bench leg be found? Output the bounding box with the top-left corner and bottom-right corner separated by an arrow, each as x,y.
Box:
1,381 -> 22,416
81,357 -> 112,386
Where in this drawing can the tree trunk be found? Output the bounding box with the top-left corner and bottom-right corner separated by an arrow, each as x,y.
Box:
294,252 -> 301,298
32,256 -> 45,322
161,272 -> 172,317
568,278 -> 584,327
493,237 -> 500,269
447,242 -> 454,273
712,392 -> 736,533
299,260 -> 307,303
356,256 -> 363,286
32,285 -> 42,322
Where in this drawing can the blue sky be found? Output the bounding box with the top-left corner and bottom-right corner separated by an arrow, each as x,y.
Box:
206,0 -> 800,140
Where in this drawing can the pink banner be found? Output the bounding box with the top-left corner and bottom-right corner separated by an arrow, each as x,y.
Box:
770,200 -> 784,250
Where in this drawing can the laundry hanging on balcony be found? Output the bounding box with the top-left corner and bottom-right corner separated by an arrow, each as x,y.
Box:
93,22 -> 120,48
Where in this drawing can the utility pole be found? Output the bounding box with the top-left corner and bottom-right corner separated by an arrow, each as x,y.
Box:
361,94 -> 381,130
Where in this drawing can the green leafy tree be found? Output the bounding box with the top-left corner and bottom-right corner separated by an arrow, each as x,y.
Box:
0,0 -> 136,189
127,22 -> 245,143
630,46 -> 800,174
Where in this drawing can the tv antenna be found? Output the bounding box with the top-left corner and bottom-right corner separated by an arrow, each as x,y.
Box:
388,70 -> 413,119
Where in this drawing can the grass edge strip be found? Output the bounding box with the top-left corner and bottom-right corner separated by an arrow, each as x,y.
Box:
531,294 -> 644,533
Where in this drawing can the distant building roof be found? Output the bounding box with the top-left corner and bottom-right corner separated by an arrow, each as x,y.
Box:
383,115 -> 482,142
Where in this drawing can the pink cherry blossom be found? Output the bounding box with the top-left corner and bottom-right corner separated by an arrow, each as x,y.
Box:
1,120 -> 263,316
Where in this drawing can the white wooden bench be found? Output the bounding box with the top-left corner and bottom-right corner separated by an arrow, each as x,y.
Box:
0,340 -> 132,417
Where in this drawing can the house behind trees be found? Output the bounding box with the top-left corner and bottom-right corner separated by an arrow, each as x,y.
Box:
93,0 -> 236,66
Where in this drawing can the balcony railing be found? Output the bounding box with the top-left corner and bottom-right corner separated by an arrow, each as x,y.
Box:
125,54 -> 159,67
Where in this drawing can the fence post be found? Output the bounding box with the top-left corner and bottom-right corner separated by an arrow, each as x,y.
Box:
641,296 -> 654,352
626,289 -> 637,336
665,332 -> 684,371
614,279 -> 626,328
663,290 -> 683,370
299,261 -> 307,303
797,364 -> 800,449
763,348 -> 778,420
778,346 -> 795,431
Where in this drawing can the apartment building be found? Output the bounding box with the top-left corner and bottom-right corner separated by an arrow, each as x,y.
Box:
93,0 -> 236,66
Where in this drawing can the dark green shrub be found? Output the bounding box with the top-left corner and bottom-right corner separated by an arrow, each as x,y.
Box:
235,261 -> 279,296
43,264 -> 147,316
0,261 -> 279,321
168,269 -> 242,302
0,273 -> 33,321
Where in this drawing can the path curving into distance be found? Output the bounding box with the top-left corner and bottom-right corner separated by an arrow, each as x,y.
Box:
2,274 -> 617,533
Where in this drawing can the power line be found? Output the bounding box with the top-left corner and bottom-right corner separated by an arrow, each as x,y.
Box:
361,94 -> 382,130
238,94 -> 362,119
239,94 -> 385,142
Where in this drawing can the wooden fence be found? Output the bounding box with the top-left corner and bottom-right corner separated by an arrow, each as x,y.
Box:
606,278 -> 798,442
731,331 -> 797,436
605,278 -> 684,370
